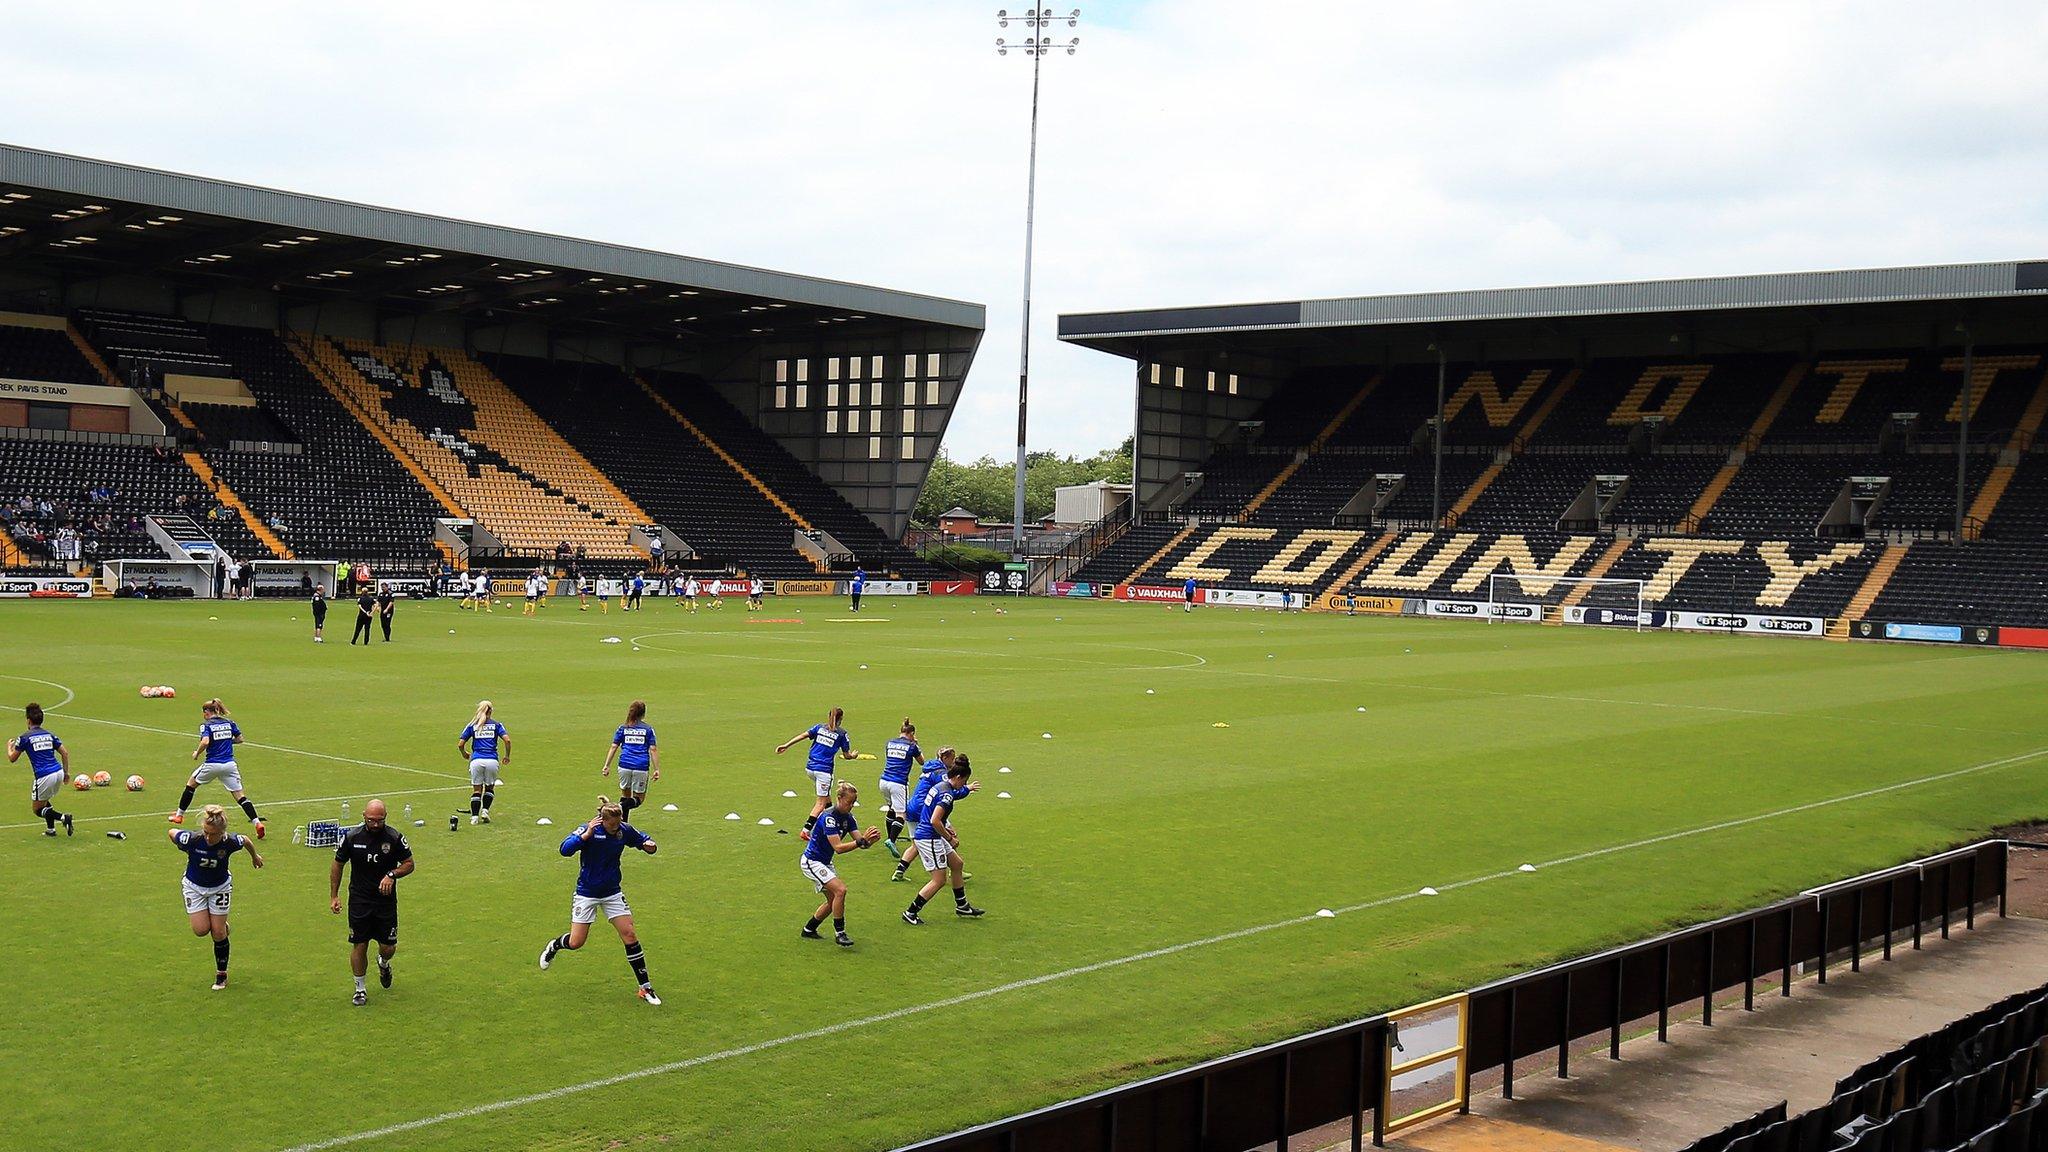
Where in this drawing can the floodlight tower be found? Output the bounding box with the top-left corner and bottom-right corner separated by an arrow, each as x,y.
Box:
997,7 -> 1079,556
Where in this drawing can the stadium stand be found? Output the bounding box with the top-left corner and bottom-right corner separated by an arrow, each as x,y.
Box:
0,317 -> 101,385
481,354 -> 820,576
74,307 -> 236,385
1688,979 -> 2048,1152
0,439 -> 264,564
1063,340 -> 2048,630
201,328 -> 447,563
643,371 -> 933,575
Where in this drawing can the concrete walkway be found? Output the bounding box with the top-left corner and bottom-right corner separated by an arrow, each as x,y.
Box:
1373,912 -> 2048,1152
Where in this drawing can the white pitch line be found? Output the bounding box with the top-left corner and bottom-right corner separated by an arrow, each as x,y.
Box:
56,715 -> 469,781
0,783 -> 464,833
0,673 -> 77,710
274,742 -> 2048,1152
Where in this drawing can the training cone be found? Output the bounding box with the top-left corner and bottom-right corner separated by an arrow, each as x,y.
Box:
757,818 -> 774,826
1212,722 -> 1230,728
782,790 -> 798,798
996,792 -> 1011,799
1145,688 -> 1155,694
1418,886 -> 1438,896
725,812 -> 741,821
1316,909 -> 1336,919
661,803 -> 679,812
536,818 -> 553,826
1040,732 -> 1052,739
1518,864 -> 1537,873
998,766 -> 1011,774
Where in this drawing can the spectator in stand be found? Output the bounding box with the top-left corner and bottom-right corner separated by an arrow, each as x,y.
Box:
556,540 -> 572,565
354,562 -> 372,594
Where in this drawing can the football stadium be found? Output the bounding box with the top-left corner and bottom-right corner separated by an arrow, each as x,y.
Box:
4,106 -> 2048,1152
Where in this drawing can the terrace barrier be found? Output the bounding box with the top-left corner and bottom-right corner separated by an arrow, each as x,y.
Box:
894,840 -> 2009,1152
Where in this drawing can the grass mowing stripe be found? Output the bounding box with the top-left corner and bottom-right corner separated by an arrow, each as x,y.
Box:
273,742 -> 2048,1152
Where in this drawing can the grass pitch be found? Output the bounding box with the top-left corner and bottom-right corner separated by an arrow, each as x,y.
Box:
2,595 -> 2045,1151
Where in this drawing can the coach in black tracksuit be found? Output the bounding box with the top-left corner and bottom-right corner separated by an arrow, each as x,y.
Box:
311,586 -> 328,642
377,585 -> 395,642
351,589 -> 374,645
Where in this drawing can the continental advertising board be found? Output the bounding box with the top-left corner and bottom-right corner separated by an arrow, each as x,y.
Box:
1315,592 -> 1406,614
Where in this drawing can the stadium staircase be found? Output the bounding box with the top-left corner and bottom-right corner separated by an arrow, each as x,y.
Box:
281,333 -> 465,519
1319,530 -> 1399,600
180,451 -> 288,558
1961,365 -> 2048,538
1831,543 -> 1911,637
1553,538 -> 1633,615
62,322 -> 124,390
634,375 -> 812,532
1126,523 -> 1199,583
1686,362 -> 1809,526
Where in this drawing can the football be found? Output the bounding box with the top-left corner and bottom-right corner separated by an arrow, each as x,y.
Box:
91,771 -> 111,787
125,774 -> 146,792
72,774 -> 92,791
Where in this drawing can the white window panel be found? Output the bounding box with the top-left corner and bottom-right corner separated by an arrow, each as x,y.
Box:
795,384 -> 808,407
869,436 -> 883,459
826,410 -> 839,433
925,380 -> 940,406
774,385 -> 788,409
796,360 -> 809,383
849,410 -> 862,433
926,353 -> 941,378
900,436 -> 915,460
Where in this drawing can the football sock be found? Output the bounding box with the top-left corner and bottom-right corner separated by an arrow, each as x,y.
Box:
802,815 -> 817,834
354,975 -> 366,992
214,938 -> 230,970
953,886 -> 969,907
625,943 -> 650,987
470,796 -> 482,817
553,932 -> 574,952
482,789 -> 495,811
238,798 -> 260,822
907,893 -> 929,914
886,816 -> 905,841
805,915 -> 822,931
178,786 -> 196,812
832,918 -> 845,933
620,796 -> 637,815
378,956 -> 391,971
42,807 -> 60,828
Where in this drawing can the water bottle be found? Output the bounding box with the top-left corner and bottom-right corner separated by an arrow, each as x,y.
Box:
403,803 -> 413,821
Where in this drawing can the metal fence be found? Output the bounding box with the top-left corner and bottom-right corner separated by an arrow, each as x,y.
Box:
895,840 -> 2009,1152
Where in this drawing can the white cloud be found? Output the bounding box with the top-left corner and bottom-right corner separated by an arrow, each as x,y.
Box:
3,0 -> 2045,458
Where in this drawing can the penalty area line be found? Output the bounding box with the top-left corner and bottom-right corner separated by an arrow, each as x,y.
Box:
273,742 -> 2048,1152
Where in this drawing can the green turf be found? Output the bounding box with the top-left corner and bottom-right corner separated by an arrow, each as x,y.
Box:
2,595 -> 2045,1151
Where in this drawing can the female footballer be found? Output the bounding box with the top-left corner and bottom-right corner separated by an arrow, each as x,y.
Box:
601,700 -> 659,816
172,699 -> 264,838
776,705 -> 856,838
877,718 -> 922,854
168,804 -> 264,990
9,702 -> 72,836
800,780 -> 883,947
539,798 -> 660,1006
457,700 -> 509,825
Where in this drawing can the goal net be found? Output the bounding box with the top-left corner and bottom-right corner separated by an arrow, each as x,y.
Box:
1485,574 -> 1650,630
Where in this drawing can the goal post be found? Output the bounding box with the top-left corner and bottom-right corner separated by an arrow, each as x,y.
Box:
1485,573 -> 1649,631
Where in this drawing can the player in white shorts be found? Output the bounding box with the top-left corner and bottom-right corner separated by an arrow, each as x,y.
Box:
169,804 -> 264,990
776,706 -> 857,840
539,799 -> 661,1005
172,698 -> 265,838
799,781 -> 883,947
747,577 -> 764,612
682,576 -> 699,613
903,758 -> 984,924
457,699 -> 510,825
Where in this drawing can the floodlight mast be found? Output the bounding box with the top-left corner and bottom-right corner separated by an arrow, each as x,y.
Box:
996,8 -> 1079,557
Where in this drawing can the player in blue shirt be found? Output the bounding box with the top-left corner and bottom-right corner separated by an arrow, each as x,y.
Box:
457,700 -> 510,826
799,780 -> 883,947
172,698 -> 265,838
626,572 -> 645,612
1183,576 -> 1198,612
893,749 -> 980,882
167,804 -> 265,990
876,718 -> 923,855
903,758 -> 984,924
776,706 -> 856,838
849,568 -> 866,613
601,700 -> 660,816
539,798 -> 661,1005
8,702 -> 72,836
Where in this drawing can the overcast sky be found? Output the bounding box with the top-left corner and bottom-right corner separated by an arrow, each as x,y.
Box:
6,1 -> 2046,459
